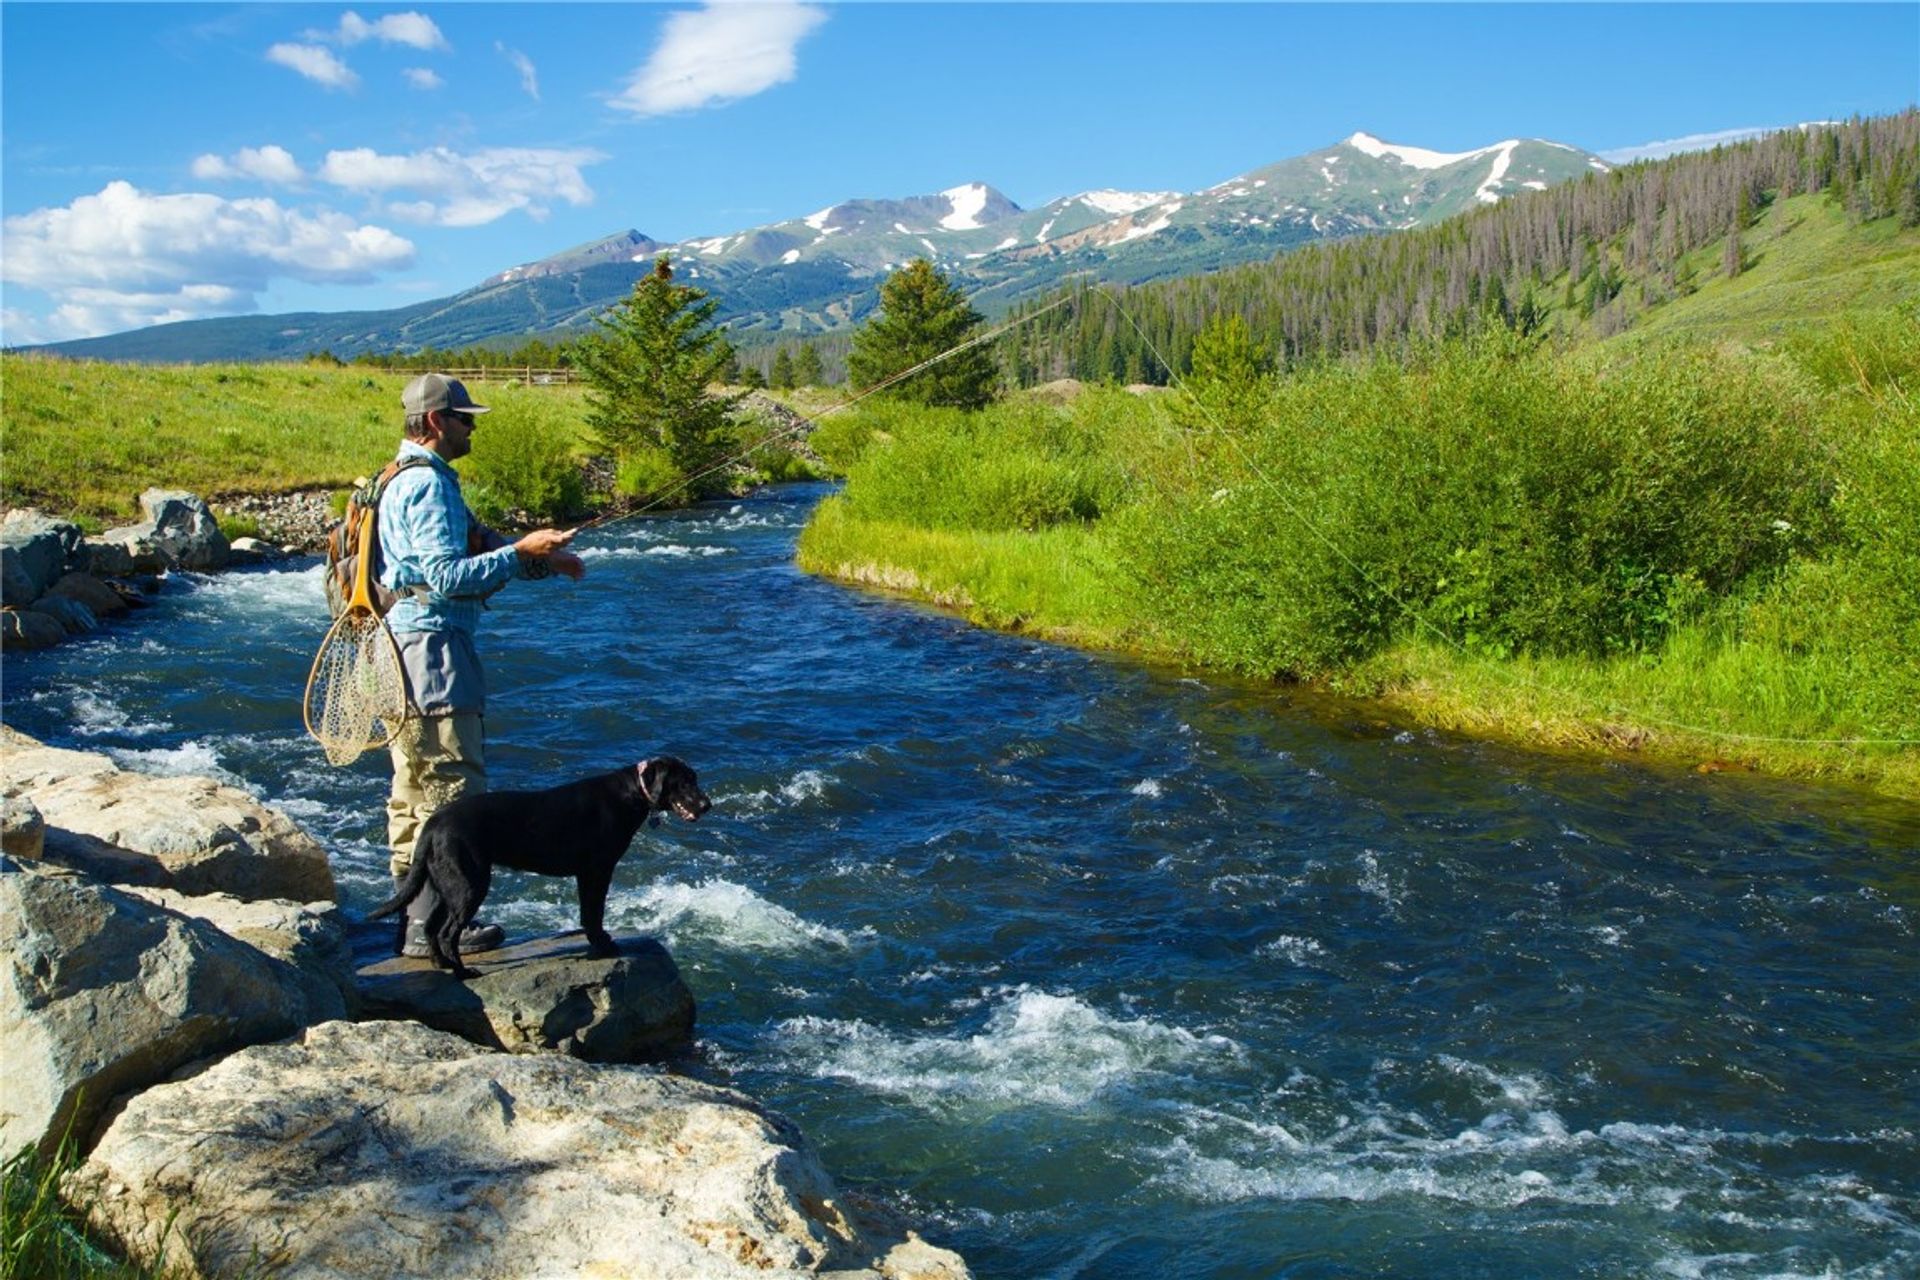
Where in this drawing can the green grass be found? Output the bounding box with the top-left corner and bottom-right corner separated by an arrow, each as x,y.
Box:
797,495 -> 1145,645
0,358 -> 596,526
1604,193 -> 1920,347
0,1137 -> 264,1280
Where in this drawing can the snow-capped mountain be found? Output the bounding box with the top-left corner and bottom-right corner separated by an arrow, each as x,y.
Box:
41,132 -> 1610,361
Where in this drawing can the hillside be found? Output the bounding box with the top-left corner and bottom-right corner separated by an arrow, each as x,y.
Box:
28,132 -> 1605,364
1003,112 -> 1919,381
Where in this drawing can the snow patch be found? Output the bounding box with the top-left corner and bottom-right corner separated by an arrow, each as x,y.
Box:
940,182 -> 990,230
1116,202 -> 1181,244
1346,131 -> 1517,171
1474,142 -> 1518,204
1078,188 -> 1180,216
804,205 -> 836,230
994,235 -> 1019,251
780,248 -> 801,264
1036,217 -> 1057,243
893,222 -> 915,235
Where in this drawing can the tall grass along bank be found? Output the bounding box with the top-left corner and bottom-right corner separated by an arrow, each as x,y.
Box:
798,312 -> 1920,797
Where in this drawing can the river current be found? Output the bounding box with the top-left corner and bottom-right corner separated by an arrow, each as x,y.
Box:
4,482 -> 1916,1279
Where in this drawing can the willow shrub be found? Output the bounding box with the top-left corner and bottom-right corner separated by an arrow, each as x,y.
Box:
454,385 -> 589,524
1116,333 -> 1838,676
836,390 -> 1145,533
1739,309 -> 1920,736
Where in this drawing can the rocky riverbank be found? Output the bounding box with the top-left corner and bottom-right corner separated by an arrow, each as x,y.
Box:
0,491 -> 298,656
0,726 -> 970,1279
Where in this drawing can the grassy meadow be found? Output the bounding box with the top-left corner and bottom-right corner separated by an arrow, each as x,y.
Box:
799,308 -> 1920,798
0,358 -> 822,530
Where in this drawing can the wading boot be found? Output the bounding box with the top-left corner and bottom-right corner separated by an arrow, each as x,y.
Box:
401,917 -> 507,959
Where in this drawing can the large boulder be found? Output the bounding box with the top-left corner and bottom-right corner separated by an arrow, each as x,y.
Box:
0,865 -> 352,1158
96,525 -> 169,574
74,1019 -> 971,1280
124,886 -> 357,1023
82,535 -> 137,577
43,570 -> 131,618
139,489 -> 229,571
0,508 -> 84,606
30,594 -> 97,637
1,607 -> 67,651
357,932 -> 695,1061
0,726 -> 334,903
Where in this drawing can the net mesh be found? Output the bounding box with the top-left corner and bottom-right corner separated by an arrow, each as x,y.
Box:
303,610 -> 409,766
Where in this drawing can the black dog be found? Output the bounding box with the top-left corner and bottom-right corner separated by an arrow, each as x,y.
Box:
369,757 -> 710,979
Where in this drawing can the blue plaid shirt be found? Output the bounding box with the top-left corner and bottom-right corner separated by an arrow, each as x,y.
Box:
377,440 -> 525,637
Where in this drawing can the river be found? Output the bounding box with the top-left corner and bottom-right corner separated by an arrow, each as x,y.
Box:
5,482 -> 1916,1279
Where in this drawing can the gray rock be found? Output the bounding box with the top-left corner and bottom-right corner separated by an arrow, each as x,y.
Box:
124,886 -> 357,1023
0,508 -> 84,605
82,536 -> 136,576
98,525 -> 169,574
2,795 -> 44,861
0,726 -> 335,903
357,931 -> 695,1061
1,607 -> 66,651
43,570 -> 131,618
0,866 -> 351,1158
74,1019 -> 971,1280
226,536 -> 276,565
32,594 -> 98,636
139,489 -> 229,571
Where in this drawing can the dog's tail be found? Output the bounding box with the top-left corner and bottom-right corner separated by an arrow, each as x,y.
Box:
367,857 -> 430,921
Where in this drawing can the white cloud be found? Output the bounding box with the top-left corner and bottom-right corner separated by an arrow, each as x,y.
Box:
331,11 -> 448,50
317,146 -> 604,226
1599,126 -> 1784,165
498,43 -> 540,100
267,42 -> 359,90
403,67 -> 445,90
0,181 -> 414,339
190,145 -> 306,186
611,1 -> 827,117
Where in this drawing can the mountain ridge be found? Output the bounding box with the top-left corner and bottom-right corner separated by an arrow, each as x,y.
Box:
33,130 -> 1608,363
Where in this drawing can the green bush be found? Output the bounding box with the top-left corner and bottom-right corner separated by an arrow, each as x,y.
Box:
1119,333 -> 1837,674
214,514 -> 262,544
613,447 -> 686,505
839,396 -> 1137,534
455,396 -> 586,525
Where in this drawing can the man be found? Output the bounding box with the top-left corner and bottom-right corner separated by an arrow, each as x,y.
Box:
381,372 -> 585,958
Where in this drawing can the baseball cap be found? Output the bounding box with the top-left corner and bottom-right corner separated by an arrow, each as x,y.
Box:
402,373 -> 491,416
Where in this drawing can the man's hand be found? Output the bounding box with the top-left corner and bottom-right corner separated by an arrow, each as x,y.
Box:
514,527 -> 587,579
515,527 -> 576,558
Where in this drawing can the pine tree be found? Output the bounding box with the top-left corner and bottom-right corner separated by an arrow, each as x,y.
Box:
572,255 -> 745,487
846,259 -> 997,409
794,342 -> 824,387
771,347 -> 796,390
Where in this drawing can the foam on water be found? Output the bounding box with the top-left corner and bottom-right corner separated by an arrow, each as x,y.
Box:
1131,778 -> 1164,798
171,564 -> 326,617
107,738 -> 250,789
771,987 -> 1244,1111
70,691 -> 169,738
612,878 -> 865,951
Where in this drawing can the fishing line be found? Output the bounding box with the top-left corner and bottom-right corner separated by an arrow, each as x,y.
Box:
571,294 -> 1076,534
1087,284 -> 1918,749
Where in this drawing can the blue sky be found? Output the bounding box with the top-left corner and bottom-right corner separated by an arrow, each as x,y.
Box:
3,2 -> 1915,346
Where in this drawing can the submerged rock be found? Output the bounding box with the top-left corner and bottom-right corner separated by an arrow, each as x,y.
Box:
75,1019 -> 972,1280
356,931 -> 696,1062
